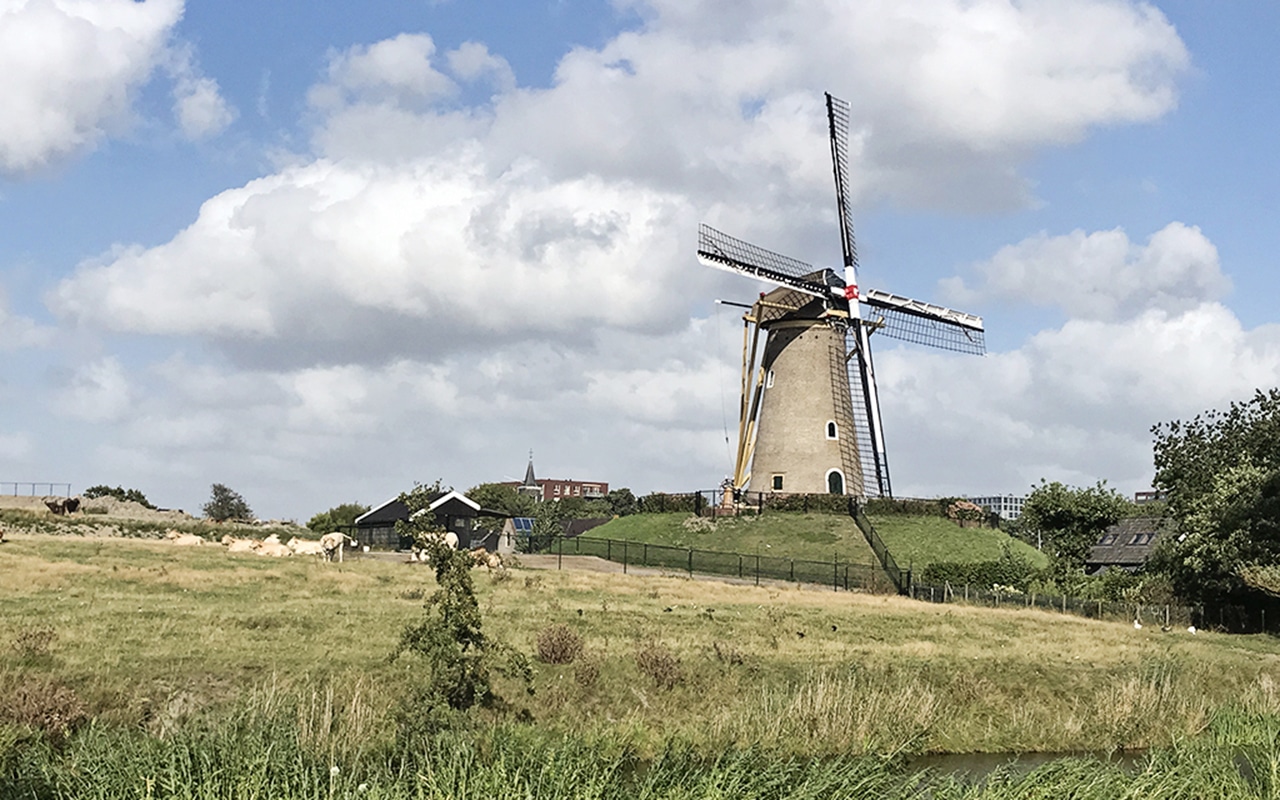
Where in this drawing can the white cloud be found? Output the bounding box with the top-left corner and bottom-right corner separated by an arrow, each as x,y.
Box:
52,357 -> 132,423
0,0 -> 183,173
0,290 -> 54,349
307,33 -> 457,113
49,155 -> 696,365
447,41 -> 516,92
168,44 -> 236,139
942,222 -> 1230,320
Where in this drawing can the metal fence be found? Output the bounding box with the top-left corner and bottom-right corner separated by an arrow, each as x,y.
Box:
908,581 -> 1198,627
849,502 -> 908,593
907,582 -> 1280,634
534,534 -> 897,594
1,482 -> 72,497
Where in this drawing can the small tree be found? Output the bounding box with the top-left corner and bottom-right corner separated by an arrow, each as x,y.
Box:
203,483 -> 253,522
392,485 -> 530,733
307,502 -> 370,535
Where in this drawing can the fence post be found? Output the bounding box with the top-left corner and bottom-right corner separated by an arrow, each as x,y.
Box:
623,540 -> 628,575
557,535 -> 563,570
843,566 -> 848,591
964,584 -> 969,602
833,553 -> 838,592
688,548 -> 693,577
755,555 -> 760,587
790,560 -> 794,582
738,555 -> 743,580
607,539 -> 612,561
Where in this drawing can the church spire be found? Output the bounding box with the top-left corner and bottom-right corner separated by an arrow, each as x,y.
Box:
522,449 -> 537,487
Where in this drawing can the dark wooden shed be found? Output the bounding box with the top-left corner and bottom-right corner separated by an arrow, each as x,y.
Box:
354,490 -> 482,551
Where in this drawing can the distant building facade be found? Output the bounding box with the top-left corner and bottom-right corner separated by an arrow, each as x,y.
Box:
505,453 -> 608,503
1134,490 -> 1167,505
967,494 -> 1026,521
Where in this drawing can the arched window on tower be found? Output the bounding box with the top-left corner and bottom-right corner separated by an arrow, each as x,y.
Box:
826,421 -> 838,440
826,469 -> 844,495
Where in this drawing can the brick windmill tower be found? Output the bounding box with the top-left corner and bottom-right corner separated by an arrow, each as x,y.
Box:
697,93 -> 986,498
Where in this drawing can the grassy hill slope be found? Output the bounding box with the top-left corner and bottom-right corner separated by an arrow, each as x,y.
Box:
868,514 -> 1048,570
585,512 -> 878,564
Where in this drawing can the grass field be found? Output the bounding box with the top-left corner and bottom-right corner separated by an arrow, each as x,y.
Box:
8,532 -> 1280,796
4,533 -> 1279,756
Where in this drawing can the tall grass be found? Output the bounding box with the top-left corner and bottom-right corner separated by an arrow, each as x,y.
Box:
7,710 -> 1280,799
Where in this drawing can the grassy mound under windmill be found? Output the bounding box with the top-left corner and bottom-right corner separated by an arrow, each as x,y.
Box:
582,511 -> 1046,573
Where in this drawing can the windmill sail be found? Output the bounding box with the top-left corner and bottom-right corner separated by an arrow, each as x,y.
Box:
697,224 -> 834,299
826,93 -> 858,273
861,289 -> 985,355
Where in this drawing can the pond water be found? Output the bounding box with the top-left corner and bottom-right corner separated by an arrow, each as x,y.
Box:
904,749 -> 1147,782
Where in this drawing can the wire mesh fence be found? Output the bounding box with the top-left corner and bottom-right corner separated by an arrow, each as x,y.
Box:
1,482 -> 72,497
532,534 -> 898,594
908,581 -> 1199,627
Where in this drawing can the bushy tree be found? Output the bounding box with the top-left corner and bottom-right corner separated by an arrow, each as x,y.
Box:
203,483 -> 253,522
1149,390 -> 1280,606
307,502 -> 370,534
83,485 -> 155,509
1015,480 -> 1133,578
465,482 -> 536,533
606,487 -> 638,517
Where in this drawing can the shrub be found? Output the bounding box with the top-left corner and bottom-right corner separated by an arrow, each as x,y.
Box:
10,626 -> 56,659
536,624 -> 584,665
0,678 -> 87,745
635,641 -> 682,689
918,545 -> 1041,591
574,658 -> 600,689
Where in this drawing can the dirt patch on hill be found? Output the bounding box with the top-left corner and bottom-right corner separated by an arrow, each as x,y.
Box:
0,494 -> 194,524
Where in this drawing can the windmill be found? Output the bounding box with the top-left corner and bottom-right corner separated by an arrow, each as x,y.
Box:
697,92 -> 985,499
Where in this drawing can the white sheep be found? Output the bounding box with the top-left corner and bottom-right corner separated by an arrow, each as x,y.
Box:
254,540 -> 292,557
287,537 -> 325,556
220,534 -> 259,553
411,531 -> 458,563
164,529 -> 205,547
320,532 -> 357,563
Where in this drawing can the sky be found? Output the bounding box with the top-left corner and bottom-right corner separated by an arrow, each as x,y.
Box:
2,0 -> 1279,521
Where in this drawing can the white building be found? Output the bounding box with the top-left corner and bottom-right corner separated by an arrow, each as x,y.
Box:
967,494 -> 1026,521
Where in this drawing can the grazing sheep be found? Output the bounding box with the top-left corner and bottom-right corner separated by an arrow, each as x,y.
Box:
470,548 -> 503,571
287,537 -> 325,556
164,529 -> 205,547
320,532 -> 356,563
262,533 -> 282,545
410,531 -> 458,563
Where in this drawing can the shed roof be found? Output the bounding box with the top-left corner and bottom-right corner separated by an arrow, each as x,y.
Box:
1086,517 -> 1167,572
